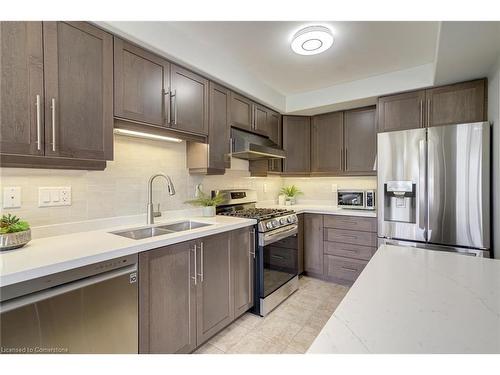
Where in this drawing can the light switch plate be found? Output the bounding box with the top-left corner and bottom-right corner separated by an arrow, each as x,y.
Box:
39,187 -> 71,207
3,187 -> 21,209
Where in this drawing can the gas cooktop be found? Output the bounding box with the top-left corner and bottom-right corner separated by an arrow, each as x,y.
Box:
218,208 -> 294,220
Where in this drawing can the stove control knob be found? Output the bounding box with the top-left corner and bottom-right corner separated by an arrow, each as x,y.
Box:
266,222 -> 273,229
272,220 -> 279,227
279,218 -> 286,225
287,217 -> 293,223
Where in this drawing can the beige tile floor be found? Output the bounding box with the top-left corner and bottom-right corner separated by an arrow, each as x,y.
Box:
194,276 -> 349,354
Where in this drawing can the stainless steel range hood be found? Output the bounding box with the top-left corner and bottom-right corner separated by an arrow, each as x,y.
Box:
230,128 -> 286,160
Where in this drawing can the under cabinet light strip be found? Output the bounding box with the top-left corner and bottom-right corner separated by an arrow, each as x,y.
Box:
113,129 -> 183,143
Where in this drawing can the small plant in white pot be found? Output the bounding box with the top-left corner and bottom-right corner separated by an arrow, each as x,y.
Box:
0,214 -> 31,251
279,185 -> 303,206
185,189 -> 224,217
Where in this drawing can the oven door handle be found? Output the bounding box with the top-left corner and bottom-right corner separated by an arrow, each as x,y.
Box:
259,225 -> 298,246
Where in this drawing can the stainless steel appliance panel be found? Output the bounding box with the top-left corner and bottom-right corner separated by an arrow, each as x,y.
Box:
427,122 -> 490,249
377,128 -> 427,242
0,263 -> 138,354
378,238 -> 489,257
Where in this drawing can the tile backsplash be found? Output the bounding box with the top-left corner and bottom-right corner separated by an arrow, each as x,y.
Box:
0,135 -> 375,227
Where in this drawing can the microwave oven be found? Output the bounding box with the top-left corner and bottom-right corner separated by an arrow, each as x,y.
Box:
337,190 -> 376,210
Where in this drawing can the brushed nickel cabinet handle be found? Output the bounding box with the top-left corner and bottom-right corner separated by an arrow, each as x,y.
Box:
171,89 -> 177,125
35,94 -> 41,150
344,148 -> 348,171
51,98 -> 56,152
427,99 -> 431,126
341,266 -> 358,272
191,244 -> 197,285
420,100 -> 423,127
198,241 -> 204,282
249,228 -> 256,258
164,89 -> 171,125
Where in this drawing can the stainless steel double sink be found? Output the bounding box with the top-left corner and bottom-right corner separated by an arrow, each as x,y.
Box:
110,220 -> 212,240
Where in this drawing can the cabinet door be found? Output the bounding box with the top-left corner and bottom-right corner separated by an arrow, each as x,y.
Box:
253,103 -> 268,136
0,22 -> 44,156
232,227 -> 255,318
311,112 -> 343,174
230,92 -> 253,131
303,214 -> 324,276
114,37 -> 169,126
139,241 -> 197,354
377,90 -> 425,132
210,82 -> 230,169
344,107 -> 376,174
43,22 -> 113,160
170,64 -> 209,135
282,116 -> 310,174
196,233 -> 233,345
426,79 -> 486,127
268,111 -> 282,173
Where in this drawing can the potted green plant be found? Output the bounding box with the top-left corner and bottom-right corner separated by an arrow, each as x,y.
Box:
185,189 -> 225,217
279,185 -> 303,205
0,214 -> 31,251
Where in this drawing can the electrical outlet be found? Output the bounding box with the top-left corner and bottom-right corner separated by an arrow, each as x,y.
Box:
263,183 -> 267,193
3,187 -> 21,209
39,187 -> 71,207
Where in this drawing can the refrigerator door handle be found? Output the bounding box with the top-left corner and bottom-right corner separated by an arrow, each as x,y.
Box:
418,138 -> 427,239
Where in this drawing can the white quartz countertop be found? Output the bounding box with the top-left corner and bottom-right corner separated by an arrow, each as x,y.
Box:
257,203 -> 377,218
0,215 -> 255,287
307,245 -> 500,353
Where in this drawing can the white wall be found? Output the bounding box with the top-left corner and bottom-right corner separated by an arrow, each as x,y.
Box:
488,56 -> 500,259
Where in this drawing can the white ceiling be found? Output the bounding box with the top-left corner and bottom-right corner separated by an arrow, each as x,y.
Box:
99,21 -> 500,114
168,21 -> 440,95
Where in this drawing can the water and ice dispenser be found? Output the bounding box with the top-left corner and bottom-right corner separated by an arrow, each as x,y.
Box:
383,181 -> 416,223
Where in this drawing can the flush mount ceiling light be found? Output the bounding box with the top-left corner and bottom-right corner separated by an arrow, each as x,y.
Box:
291,25 -> 333,56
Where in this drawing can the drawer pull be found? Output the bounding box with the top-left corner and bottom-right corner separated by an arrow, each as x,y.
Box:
341,248 -> 358,252
271,255 -> 286,260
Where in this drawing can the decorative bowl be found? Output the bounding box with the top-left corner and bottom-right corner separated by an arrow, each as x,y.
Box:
0,229 -> 31,251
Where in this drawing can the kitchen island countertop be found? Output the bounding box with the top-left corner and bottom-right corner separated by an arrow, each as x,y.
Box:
307,244 -> 500,353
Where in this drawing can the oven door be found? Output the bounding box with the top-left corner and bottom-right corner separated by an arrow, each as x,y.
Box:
338,191 -> 365,209
259,225 -> 298,299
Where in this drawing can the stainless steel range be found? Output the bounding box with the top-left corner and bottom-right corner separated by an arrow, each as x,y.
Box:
215,189 -> 299,316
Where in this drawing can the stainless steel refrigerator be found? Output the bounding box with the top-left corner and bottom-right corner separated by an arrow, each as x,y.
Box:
377,122 -> 490,257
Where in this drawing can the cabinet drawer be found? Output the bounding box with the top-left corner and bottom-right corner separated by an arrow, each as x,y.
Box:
324,255 -> 367,283
323,215 -> 377,232
324,242 -> 375,261
324,228 -> 377,247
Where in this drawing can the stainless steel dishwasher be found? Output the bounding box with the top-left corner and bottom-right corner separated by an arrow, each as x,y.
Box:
0,254 -> 138,354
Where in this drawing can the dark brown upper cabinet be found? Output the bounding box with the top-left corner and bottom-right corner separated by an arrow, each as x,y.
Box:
0,22 -> 44,157
426,79 -> 486,127
282,116 -> 311,175
252,103 -> 269,136
377,90 -> 425,132
114,37 -> 170,127
229,92 -> 253,132
267,111 -> 282,173
187,82 -> 230,174
169,64 -> 209,136
344,107 -> 377,174
377,78 -> 487,132
311,112 -> 344,175
43,22 -> 113,160
1,21 -> 113,170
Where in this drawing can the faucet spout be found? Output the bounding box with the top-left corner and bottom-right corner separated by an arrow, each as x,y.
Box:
147,173 -> 176,225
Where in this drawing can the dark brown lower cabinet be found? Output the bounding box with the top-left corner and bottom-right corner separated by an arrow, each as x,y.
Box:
139,227 -> 254,354
303,214 -> 377,285
303,214 -> 324,276
139,240 -> 197,354
196,233 -> 232,345
232,228 -> 255,318
298,214 -> 304,274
